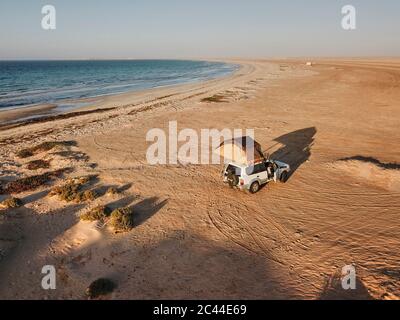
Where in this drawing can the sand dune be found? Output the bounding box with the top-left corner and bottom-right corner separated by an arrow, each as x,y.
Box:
331,157 -> 400,192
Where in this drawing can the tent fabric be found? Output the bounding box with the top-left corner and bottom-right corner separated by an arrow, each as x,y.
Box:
215,136 -> 265,165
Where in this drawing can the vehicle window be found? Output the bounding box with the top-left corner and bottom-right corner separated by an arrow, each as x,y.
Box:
255,163 -> 267,174
246,166 -> 255,175
226,165 -> 241,176
246,163 -> 266,175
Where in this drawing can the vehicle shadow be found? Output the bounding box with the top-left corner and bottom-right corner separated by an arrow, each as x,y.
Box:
269,127 -> 317,181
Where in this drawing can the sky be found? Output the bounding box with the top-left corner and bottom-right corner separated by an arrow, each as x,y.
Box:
0,0 -> 399,60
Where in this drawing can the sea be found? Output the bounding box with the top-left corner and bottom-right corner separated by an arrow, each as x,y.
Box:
0,60 -> 238,111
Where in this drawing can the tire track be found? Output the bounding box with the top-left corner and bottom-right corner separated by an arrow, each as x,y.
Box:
270,195 -> 400,209
206,189 -> 296,266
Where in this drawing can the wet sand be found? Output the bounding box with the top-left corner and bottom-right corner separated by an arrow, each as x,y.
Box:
0,104 -> 57,124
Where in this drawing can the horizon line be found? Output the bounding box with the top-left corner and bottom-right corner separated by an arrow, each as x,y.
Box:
1,55 -> 400,62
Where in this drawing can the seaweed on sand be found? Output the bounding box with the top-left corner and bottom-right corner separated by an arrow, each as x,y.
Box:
0,169 -> 65,194
16,141 -> 76,158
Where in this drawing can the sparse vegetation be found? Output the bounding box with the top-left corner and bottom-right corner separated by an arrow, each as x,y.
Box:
0,170 -> 64,194
80,206 -> 111,222
17,149 -> 34,158
110,207 -> 135,232
52,150 -> 89,162
50,182 -> 80,202
86,278 -> 116,299
0,197 -> 23,209
26,159 -> 51,170
49,176 -> 97,203
67,176 -> 93,185
16,141 -> 76,158
106,187 -> 118,196
75,190 -> 98,203
201,94 -> 227,103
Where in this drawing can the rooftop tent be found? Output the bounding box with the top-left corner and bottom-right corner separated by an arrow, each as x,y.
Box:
215,136 -> 265,165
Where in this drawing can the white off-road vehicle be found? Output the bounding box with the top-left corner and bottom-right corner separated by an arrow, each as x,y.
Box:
222,159 -> 290,194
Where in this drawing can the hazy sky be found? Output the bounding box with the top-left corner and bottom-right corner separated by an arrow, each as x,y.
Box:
0,0 -> 399,59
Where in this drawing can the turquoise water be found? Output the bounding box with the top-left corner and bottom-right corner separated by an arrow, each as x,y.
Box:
0,60 -> 238,110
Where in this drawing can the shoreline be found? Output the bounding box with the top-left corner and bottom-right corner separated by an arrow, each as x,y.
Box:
0,59 -> 241,125
0,59 -> 256,135
0,104 -> 58,125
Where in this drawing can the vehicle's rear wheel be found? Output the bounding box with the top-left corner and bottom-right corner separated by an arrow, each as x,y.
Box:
250,181 -> 260,194
280,171 -> 288,183
227,173 -> 239,188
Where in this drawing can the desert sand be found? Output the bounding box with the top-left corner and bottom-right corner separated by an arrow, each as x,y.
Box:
0,59 -> 399,300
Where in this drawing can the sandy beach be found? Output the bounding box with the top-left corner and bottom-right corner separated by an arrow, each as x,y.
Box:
0,59 -> 399,300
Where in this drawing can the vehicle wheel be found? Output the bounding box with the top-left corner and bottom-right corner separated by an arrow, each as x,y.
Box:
280,171 -> 288,183
250,181 -> 260,194
227,173 -> 239,188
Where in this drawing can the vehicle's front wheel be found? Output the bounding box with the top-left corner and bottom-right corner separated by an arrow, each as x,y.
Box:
280,171 -> 288,183
250,181 -> 260,194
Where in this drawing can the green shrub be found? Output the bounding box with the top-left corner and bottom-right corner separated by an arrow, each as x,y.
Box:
106,187 -> 118,196
110,207 -> 135,232
50,182 -> 81,202
75,190 -> 97,203
67,176 -> 93,185
0,197 -> 23,209
80,206 -> 111,222
49,176 -> 96,203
